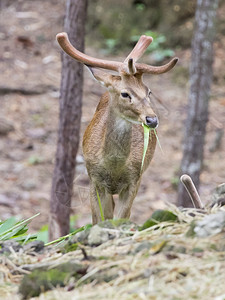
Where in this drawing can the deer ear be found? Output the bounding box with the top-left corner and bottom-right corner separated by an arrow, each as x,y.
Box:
88,67 -> 120,87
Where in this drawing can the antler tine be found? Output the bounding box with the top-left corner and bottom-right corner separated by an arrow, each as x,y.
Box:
128,58 -> 136,75
124,35 -> 153,63
135,57 -> 179,75
122,34 -> 178,75
56,32 -> 121,72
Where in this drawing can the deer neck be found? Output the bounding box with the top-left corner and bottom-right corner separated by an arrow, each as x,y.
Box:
103,103 -> 132,161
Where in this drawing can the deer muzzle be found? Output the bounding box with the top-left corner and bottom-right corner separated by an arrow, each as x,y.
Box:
145,116 -> 158,128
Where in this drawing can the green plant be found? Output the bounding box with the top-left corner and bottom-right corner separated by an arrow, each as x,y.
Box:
36,224 -> 49,244
87,1 -> 159,54
45,224 -> 92,247
141,123 -> 150,170
0,213 -> 39,244
132,31 -> 175,61
153,129 -> 163,153
139,209 -> 178,231
35,215 -> 91,245
142,124 -> 163,171
96,188 -> 105,222
28,155 -> 42,165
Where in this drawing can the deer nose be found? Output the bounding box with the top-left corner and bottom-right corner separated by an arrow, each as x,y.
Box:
145,116 -> 158,128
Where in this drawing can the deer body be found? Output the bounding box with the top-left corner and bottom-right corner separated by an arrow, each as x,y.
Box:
83,91 -> 157,222
56,33 -> 178,224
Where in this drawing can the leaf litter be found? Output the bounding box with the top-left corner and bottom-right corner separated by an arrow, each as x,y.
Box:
0,205 -> 224,299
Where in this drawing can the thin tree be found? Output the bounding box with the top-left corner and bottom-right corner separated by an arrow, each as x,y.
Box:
178,0 -> 219,207
49,0 -> 87,240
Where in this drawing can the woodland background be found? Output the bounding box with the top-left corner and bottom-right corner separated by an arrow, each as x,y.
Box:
0,0 -> 224,233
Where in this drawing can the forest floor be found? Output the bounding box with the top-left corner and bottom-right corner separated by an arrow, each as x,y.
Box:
0,0 -> 224,231
1,205 -> 225,300
0,1 -> 225,299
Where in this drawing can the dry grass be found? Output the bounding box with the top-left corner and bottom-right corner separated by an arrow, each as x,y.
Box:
0,205 -> 225,299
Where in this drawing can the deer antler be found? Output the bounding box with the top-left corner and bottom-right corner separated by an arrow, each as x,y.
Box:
56,32 -> 121,72
56,32 -> 178,75
124,35 -> 153,64
122,35 -> 153,75
136,58 -> 179,75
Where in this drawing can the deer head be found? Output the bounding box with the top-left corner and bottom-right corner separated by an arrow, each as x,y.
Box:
56,33 -> 178,128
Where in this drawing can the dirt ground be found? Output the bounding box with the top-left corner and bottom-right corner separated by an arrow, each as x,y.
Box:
0,0 -> 224,232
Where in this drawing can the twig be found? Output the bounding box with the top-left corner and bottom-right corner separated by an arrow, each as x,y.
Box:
180,174 -> 204,209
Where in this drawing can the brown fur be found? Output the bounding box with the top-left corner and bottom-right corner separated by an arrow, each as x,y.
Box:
83,72 -> 157,224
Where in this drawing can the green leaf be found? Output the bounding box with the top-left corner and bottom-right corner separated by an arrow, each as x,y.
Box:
153,129 -> 163,154
96,188 -> 105,222
36,230 -> 48,243
141,123 -> 150,170
35,225 -> 49,243
0,217 -> 17,235
28,155 -> 42,165
45,225 -> 92,247
1,225 -> 27,241
14,234 -> 37,243
0,213 -> 40,242
140,209 -> 178,230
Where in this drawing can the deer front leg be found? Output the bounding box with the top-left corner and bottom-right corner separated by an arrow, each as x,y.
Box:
89,183 -> 115,224
117,181 -> 140,219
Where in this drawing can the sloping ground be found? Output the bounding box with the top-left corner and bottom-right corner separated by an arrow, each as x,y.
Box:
0,206 -> 225,300
0,0 -> 225,232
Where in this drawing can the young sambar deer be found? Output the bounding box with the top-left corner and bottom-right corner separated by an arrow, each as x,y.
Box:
56,33 -> 178,224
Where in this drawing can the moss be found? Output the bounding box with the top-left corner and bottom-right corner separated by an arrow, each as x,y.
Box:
19,269 -> 67,299
61,242 -> 78,253
19,262 -> 87,299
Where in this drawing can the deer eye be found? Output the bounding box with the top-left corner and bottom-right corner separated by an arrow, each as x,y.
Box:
121,92 -> 131,100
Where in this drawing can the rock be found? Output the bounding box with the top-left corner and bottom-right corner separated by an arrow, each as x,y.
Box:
0,117 -> 14,135
0,240 -> 22,253
211,183 -> 225,206
7,149 -> 25,161
70,227 -> 91,245
25,128 -> 47,139
194,211 -> 225,237
23,241 -> 45,253
71,220 -> 137,247
88,225 -> 110,246
0,194 -> 15,207
20,180 -> 37,191
133,241 -> 152,254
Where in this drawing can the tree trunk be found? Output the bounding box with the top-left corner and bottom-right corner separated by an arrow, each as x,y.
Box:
177,0 -> 219,207
49,0 -> 87,240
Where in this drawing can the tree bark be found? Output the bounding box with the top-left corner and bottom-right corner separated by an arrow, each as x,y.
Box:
49,0 -> 87,240
177,0 -> 219,207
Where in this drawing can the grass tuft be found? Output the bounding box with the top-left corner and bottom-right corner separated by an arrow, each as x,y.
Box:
96,188 -> 105,222
153,128 -> 164,154
0,213 -> 40,244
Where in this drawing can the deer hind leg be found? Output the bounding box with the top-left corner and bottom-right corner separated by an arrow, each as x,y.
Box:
117,182 -> 140,219
89,183 -> 114,224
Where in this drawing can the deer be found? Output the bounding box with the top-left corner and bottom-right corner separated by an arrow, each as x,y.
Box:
56,32 -> 178,224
